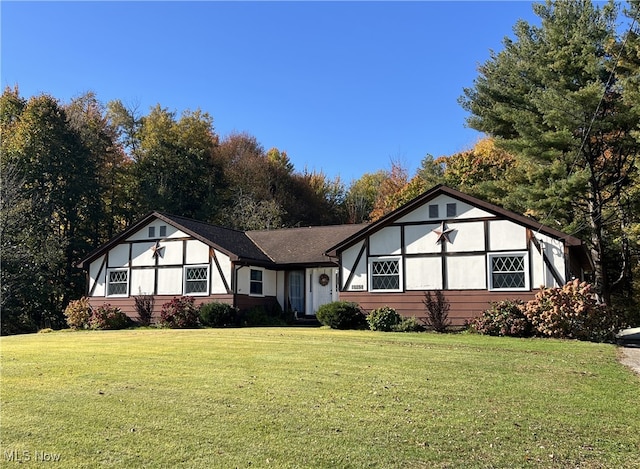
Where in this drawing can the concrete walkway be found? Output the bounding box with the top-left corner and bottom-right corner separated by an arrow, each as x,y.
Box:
619,346 -> 640,376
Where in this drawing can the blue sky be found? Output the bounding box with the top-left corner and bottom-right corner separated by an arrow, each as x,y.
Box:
2,1 -> 542,182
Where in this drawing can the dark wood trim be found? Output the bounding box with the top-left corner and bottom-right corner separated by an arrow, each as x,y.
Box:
89,255 -> 106,296
211,248 -> 231,294
529,233 -> 564,286
389,215 -> 498,228
343,240 -> 367,291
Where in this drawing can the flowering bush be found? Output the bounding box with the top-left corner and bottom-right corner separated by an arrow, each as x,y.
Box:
64,297 -> 92,329
470,299 -> 532,337
470,280 -> 618,342
523,279 -> 614,341
159,297 -> 200,328
89,304 -> 131,330
367,306 -> 402,331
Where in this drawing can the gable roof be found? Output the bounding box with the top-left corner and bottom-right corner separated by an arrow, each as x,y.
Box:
77,211 -> 271,269
247,224 -> 366,266
77,211 -> 366,270
326,185 -> 589,261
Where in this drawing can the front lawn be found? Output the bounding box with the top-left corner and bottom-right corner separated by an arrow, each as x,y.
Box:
1,329 -> 638,468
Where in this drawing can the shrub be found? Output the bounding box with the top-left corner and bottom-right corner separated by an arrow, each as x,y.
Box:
524,280 -> 616,342
200,302 -> 238,327
242,304 -> 287,326
470,299 -> 532,337
316,301 -> 367,330
422,291 -> 451,332
159,297 -> 200,329
88,304 -> 131,330
367,306 -> 402,331
134,295 -> 154,326
64,297 -> 91,329
392,317 -> 425,332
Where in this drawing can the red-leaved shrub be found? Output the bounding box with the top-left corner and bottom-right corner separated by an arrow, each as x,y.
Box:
159,297 -> 200,328
89,304 -> 131,330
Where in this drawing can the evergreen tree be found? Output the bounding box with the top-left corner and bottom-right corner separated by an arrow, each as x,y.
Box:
460,0 -> 640,304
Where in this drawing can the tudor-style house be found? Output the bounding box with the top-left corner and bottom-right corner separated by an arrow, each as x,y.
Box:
78,185 -> 592,325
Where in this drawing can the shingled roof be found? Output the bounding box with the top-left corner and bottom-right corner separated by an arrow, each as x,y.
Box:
247,224 -> 366,265
78,211 -> 367,269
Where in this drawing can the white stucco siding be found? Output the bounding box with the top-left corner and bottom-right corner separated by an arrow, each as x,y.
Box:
263,269 -> 277,297
341,242 -> 368,291
157,241 -> 183,266
369,226 -> 402,255
130,269 -> 155,295
126,221 -> 188,241
186,239 -> 210,264
489,220 -> 527,251
405,257 -> 443,290
404,224 -> 441,254
213,250 -> 232,293
89,256 -> 106,296
531,234 -> 566,288
397,195 -> 495,223
236,266 -> 277,297
131,242 -> 156,267
446,222 -> 485,253
157,268 -> 183,295
108,244 -> 129,267
446,255 -> 487,289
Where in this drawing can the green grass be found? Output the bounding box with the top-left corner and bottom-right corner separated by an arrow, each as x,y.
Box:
1,328 -> 638,468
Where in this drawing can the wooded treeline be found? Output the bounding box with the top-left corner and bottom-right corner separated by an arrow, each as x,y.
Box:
2,0 -> 639,334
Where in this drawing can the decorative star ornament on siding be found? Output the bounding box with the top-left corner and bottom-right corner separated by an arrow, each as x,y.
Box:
433,222 -> 455,244
151,240 -> 164,258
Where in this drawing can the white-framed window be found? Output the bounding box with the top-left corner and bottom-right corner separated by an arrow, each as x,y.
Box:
250,268 -> 264,296
369,257 -> 402,292
184,265 -> 209,295
107,268 -> 129,297
488,252 -> 529,291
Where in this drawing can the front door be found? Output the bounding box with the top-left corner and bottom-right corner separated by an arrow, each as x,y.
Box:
310,268 -> 336,315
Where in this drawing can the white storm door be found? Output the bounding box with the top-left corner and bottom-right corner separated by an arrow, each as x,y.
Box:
310,268 -> 335,315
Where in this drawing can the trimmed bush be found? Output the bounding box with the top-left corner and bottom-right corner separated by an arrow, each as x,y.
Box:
159,297 -> 200,329
200,302 -> 238,327
422,291 -> 451,332
316,301 -> 367,330
64,297 -> 91,329
242,304 -> 287,326
88,304 -> 131,330
392,317 -> 425,332
470,299 -> 532,337
367,306 -> 402,331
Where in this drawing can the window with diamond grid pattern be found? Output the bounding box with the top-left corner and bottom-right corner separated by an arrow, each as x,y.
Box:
107,269 -> 128,296
371,259 -> 400,290
185,266 -> 208,294
491,255 -> 525,289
